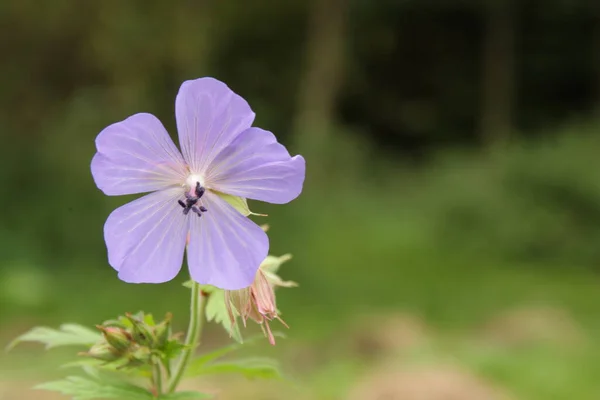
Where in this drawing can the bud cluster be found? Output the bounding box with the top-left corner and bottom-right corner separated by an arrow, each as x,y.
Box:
80,312 -> 181,368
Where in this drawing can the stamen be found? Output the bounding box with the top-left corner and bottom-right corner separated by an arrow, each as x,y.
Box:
179,181 -> 208,216
195,182 -> 205,198
177,182 -> 208,217
184,192 -> 198,201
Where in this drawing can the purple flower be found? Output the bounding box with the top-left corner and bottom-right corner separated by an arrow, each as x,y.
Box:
91,78 -> 305,290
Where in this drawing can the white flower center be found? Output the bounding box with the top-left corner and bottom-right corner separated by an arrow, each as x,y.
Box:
186,173 -> 205,190
179,173 -> 208,218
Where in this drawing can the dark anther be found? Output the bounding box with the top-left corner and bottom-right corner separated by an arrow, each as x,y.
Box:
179,182 -> 208,216
195,182 -> 205,198
184,192 -> 195,201
191,206 -> 203,217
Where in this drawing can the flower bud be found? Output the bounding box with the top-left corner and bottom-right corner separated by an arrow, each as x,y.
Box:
82,342 -> 121,362
225,287 -> 252,327
129,345 -> 152,364
253,271 -> 277,317
125,313 -> 156,346
97,326 -> 132,351
224,263 -> 292,345
154,313 -> 172,348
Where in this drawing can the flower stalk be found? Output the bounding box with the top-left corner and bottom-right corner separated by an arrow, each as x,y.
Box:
167,280 -> 208,393
152,363 -> 163,397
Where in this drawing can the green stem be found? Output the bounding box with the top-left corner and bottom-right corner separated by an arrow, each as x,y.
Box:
152,362 -> 163,397
167,280 -> 208,393
163,358 -> 172,380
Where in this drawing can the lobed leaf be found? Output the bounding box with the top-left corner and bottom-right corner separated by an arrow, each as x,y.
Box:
7,324 -> 101,351
204,290 -> 243,343
35,376 -> 153,399
187,357 -> 282,380
188,332 -> 285,370
159,391 -> 213,399
61,358 -> 151,377
162,339 -> 187,360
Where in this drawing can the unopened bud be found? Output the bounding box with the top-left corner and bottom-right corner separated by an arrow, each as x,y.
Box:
224,268 -> 291,345
97,326 -> 132,351
125,313 -> 155,346
154,313 -> 172,348
82,342 -> 121,362
252,270 -> 277,318
129,345 -> 152,364
225,288 -> 252,327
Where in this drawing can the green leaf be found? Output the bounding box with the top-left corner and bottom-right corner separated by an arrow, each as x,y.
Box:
188,357 -> 282,380
217,192 -> 251,216
198,284 -> 218,293
188,332 -> 285,370
159,391 -> 213,399
260,254 -> 292,274
7,324 -> 101,351
182,281 -> 218,294
61,358 -> 150,377
35,376 -> 153,399
182,282 -> 242,341
103,315 -> 132,329
162,339 -> 186,360
143,313 -> 156,326
215,192 -> 266,217
205,290 -> 243,343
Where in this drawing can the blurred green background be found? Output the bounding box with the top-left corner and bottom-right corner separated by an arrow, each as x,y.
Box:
2,1 -> 600,399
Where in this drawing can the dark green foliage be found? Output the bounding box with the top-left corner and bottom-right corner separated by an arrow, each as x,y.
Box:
1,0 -> 599,269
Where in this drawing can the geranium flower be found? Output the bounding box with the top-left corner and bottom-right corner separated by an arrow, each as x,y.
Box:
91,78 -> 305,290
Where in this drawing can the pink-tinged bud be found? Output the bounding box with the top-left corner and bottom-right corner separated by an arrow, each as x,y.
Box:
253,271 -> 277,318
97,326 -> 132,351
82,342 -> 121,362
225,287 -> 252,327
224,269 -> 290,345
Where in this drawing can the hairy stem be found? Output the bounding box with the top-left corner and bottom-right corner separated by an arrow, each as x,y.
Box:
163,358 -> 172,380
167,280 -> 208,393
152,362 -> 163,397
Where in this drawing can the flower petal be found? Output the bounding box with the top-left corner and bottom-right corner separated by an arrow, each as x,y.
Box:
207,128 -> 306,204
92,113 -> 187,195
175,77 -> 255,174
187,192 -> 268,290
104,187 -> 188,283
